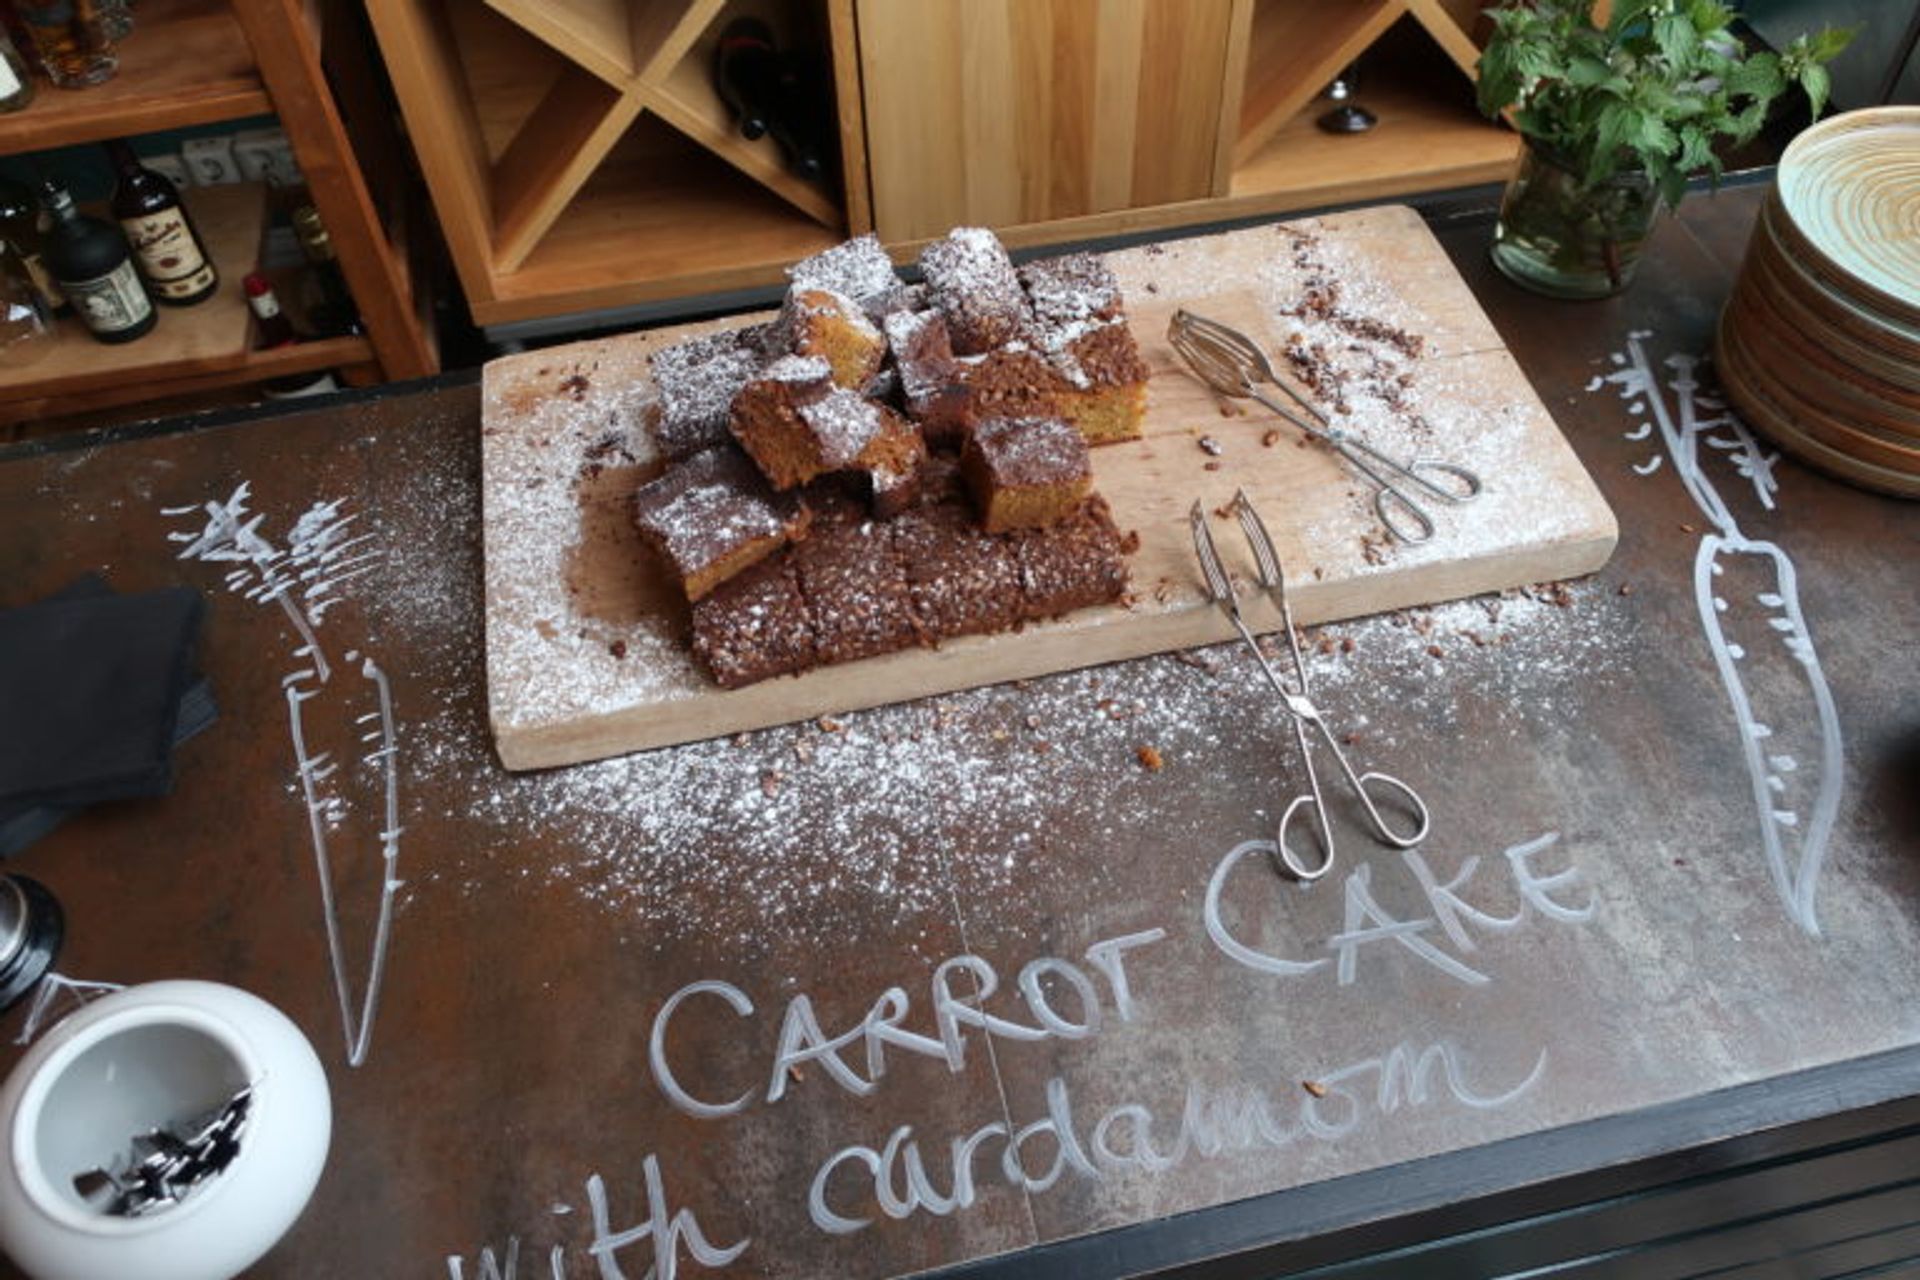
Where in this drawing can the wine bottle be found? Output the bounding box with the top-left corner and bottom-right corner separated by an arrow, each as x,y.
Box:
289,204 -> 361,337
105,139 -> 219,306
244,272 -> 337,398
0,26 -> 35,112
39,179 -> 153,344
243,272 -> 295,348
0,178 -> 66,316
10,0 -> 115,88
713,18 -> 779,142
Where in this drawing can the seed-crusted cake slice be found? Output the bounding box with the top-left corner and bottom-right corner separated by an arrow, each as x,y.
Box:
631,446 -> 813,601
1021,252 -> 1148,445
919,227 -> 1030,356
648,326 -> 770,461
791,510 -> 924,664
737,368 -> 927,502
961,415 -> 1092,533
1012,493 -> 1130,618
787,233 -> 906,319
690,554 -> 816,689
892,499 -> 1024,638
883,308 -> 971,445
779,287 -> 887,390
729,355 -> 835,488
1019,252 -> 1124,328
1047,323 -> 1149,445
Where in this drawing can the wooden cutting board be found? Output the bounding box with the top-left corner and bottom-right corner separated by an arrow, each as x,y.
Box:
481,205 -> 1617,770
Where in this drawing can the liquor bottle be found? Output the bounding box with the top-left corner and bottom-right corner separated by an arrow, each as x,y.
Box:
39,179 -> 153,343
289,204 -> 361,337
105,139 -> 219,305
0,26 -> 35,112
10,0 -> 116,88
0,178 -> 66,316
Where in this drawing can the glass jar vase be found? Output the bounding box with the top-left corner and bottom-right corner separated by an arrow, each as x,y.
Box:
1490,141 -> 1661,299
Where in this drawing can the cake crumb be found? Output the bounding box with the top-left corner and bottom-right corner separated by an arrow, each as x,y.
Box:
1303,1080 -> 1328,1099
1136,745 -> 1164,771
817,716 -> 845,733
608,640 -> 628,660
1262,430 -> 1281,447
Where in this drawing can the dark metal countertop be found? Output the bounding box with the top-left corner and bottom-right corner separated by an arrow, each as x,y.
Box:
1,183 -> 1915,1280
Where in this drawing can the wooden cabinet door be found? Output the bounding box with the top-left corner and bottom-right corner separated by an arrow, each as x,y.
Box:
856,0 -> 1249,241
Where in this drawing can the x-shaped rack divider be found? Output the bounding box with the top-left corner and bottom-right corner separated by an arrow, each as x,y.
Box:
480,0 -> 840,272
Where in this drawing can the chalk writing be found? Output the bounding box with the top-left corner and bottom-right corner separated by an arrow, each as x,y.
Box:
1205,833 -> 1592,985
448,1157 -> 744,1280
808,1037 -> 1546,1234
164,484 -> 403,1065
649,929 -> 1168,1119
1597,336 -> 1843,935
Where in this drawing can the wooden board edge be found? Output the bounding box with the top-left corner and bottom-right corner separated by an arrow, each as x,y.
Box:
490,521 -> 1620,771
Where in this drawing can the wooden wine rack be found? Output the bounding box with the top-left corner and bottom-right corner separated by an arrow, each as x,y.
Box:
364,0 -> 1521,330
362,0 -> 853,326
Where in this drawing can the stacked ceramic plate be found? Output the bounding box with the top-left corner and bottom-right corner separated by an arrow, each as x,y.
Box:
1716,106 -> 1920,498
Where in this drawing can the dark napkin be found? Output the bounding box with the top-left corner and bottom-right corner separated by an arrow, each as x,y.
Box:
0,579 -> 207,810
0,676 -> 216,856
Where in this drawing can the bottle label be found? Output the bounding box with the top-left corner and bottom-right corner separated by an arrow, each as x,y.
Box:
64,260 -> 151,335
246,290 -> 281,321
122,209 -> 214,299
0,58 -> 21,99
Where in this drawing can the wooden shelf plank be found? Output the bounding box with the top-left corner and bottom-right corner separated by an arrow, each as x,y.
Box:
1236,0 -> 1406,168
1232,70 -> 1518,209
481,0 -> 634,85
647,52 -> 841,228
0,0 -> 269,155
0,183 -> 273,402
0,333 -> 371,427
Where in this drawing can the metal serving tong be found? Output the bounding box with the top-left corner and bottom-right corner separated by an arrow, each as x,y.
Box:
1190,491 -> 1431,880
1168,308 -> 1483,545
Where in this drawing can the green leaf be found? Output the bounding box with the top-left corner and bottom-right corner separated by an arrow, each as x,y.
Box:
1676,126 -> 1713,171
1799,62 -> 1832,118
1565,54 -> 1617,88
1810,25 -> 1857,60
1653,13 -> 1700,64
1725,52 -> 1785,101
1684,0 -> 1734,35
1652,155 -> 1689,210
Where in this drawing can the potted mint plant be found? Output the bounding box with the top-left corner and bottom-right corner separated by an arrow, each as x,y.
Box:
1476,0 -> 1853,298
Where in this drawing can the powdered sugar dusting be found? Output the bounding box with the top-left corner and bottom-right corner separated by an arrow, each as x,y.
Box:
478,207 -> 1616,771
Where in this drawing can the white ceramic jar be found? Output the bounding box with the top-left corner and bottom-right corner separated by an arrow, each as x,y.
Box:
0,980 -> 331,1280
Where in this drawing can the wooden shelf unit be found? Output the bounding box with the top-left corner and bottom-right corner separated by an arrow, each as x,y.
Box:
0,184 -> 374,425
0,0 -> 434,426
364,0 -> 848,327
367,0 -> 1519,330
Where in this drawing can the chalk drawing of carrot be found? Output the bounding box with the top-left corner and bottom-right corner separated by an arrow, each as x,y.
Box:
1597,334 -> 1843,935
